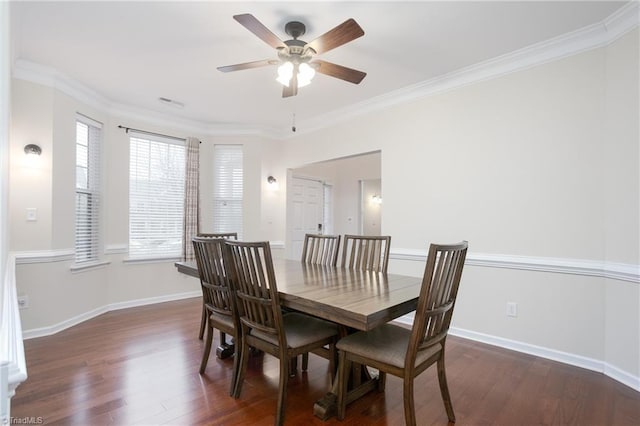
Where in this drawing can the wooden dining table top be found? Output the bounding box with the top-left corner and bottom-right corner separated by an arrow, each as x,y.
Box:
175,258 -> 423,331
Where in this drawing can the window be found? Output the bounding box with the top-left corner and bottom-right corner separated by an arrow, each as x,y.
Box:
129,134 -> 185,259
75,114 -> 102,263
213,145 -> 243,239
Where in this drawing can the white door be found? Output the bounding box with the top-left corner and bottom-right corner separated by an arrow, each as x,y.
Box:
289,177 -> 324,260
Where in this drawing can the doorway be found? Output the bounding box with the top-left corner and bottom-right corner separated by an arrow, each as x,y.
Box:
285,151 -> 381,260
288,177 -> 324,260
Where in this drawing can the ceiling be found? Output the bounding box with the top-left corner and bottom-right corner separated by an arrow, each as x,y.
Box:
10,1 -> 627,136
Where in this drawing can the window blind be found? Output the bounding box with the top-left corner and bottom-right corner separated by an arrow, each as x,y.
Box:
213,145 -> 243,239
129,134 -> 185,259
75,115 -> 102,263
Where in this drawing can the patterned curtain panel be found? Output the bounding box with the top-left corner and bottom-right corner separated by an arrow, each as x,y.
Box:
182,137 -> 200,261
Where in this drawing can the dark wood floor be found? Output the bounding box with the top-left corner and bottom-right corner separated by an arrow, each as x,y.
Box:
11,298 -> 640,425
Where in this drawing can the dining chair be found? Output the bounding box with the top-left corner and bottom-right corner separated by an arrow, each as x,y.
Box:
301,233 -> 341,266
225,240 -> 339,426
341,234 -> 391,273
196,232 -> 238,340
198,232 -> 238,239
191,237 -> 240,396
298,233 -> 341,372
336,241 -> 468,425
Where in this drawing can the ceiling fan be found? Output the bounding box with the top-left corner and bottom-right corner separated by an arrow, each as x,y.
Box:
218,14 -> 366,98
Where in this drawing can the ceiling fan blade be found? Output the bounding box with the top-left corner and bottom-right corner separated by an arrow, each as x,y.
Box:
217,59 -> 275,73
312,60 -> 366,84
282,71 -> 298,98
305,18 -> 364,55
233,14 -> 286,49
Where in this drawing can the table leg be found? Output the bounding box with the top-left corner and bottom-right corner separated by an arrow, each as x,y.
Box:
313,361 -> 379,420
216,331 -> 234,359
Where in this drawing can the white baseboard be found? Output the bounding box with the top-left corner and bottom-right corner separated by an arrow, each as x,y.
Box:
449,327 -> 603,372
449,326 -> 640,392
604,362 -> 640,392
22,291 -> 200,339
393,314 -> 639,392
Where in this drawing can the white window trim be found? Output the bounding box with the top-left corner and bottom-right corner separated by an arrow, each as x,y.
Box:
73,113 -> 103,268
213,144 -> 243,239
128,132 -> 186,260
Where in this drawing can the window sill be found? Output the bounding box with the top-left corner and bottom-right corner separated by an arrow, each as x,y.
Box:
70,260 -> 111,273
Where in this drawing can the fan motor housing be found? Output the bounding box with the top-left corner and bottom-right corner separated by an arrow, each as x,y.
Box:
284,21 -> 306,39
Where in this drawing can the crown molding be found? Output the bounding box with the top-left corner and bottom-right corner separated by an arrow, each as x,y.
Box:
12,59 -> 283,139
604,0 -> 640,42
11,3 -> 638,140
294,2 -> 640,137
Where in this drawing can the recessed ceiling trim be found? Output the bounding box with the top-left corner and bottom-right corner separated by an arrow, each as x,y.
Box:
12,59 -> 283,139
12,2 -> 637,141
12,60 -> 112,112
292,1 -> 639,137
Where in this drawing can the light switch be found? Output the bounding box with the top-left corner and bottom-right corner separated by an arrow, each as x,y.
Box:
26,208 -> 37,221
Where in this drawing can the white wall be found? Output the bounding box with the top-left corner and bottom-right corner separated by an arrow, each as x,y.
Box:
1,0 -> 11,286
6,11 -> 638,392
279,30 -> 639,385
9,79 -> 285,333
602,28 -> 640,381
291,152 -> 381,237
361,178 -> 381,236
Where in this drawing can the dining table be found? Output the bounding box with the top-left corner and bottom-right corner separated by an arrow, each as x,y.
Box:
175,257 -> 423,420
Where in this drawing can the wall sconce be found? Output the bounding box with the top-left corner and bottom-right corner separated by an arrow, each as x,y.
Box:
24,144 -> 42,156
371,194 -> 382,204
267,175 -> 279,190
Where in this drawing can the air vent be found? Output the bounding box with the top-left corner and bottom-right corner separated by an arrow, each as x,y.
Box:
158,97 -> 185,109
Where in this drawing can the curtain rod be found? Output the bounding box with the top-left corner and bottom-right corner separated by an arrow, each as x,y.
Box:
117,125 -> 201,143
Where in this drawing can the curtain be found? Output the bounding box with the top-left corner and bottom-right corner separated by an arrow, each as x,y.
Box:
182,137 -> 200,262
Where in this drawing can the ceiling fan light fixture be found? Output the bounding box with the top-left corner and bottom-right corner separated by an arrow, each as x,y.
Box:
276,61 -> 294,87
297,62 -> 316,88
222,15 -> 365,97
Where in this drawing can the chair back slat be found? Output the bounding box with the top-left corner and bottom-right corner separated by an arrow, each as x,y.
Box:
192,237 -> 234,318
341,235 -> 391,273
408,242 -> 468,366
225,241 -> 284,342
301,234 -> 341,266
198,232 -> 238,240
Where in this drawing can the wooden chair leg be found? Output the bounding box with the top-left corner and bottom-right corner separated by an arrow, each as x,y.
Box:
403,377 -> 416,426
336,351 -> 350,421
276,356 -> 290,426
229,334 -> 241,397
233,339 -> 250,399
198,305 -> 206,340
199,324 -> 213,374
437,356 -> 456,423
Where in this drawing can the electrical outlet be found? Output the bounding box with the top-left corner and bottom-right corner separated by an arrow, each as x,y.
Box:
26,208 -> 37,222
506,302 -> 517,317
17,295 -> 29,309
